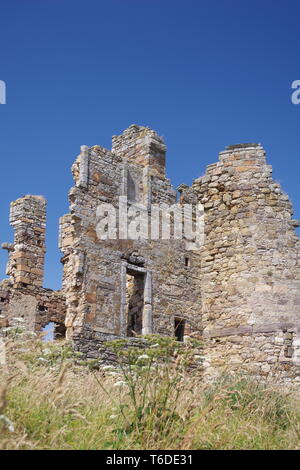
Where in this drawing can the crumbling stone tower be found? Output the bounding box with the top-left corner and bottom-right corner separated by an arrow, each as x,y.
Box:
3,196 -> 46,287
0,196 -> 65,334
59,125 -> 202,351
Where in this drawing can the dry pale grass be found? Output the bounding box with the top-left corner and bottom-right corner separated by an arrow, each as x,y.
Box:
0,331 -> 299,450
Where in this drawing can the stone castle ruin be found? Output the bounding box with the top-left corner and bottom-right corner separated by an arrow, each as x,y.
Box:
1,124 -> 300,383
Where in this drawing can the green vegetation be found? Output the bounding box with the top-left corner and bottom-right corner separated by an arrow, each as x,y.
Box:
0,330 -> 299,450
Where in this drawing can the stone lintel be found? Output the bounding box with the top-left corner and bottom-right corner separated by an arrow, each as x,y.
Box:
204,322 -> 300,339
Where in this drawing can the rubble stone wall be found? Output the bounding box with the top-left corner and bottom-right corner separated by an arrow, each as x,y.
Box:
0,195 -> 66,334
3,195 -> 46,287
1,126 -> 299,384
193,144 -> 300,383
59,125 -> 202,348
0,281 -> 66,332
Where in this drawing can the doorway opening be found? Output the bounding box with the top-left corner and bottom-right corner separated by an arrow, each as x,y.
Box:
126,268 -> 145,337
42,322 -> 66,342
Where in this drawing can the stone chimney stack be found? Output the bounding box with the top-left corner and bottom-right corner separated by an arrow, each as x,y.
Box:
3,195 -> 47,287
218,143 -> 266,166
112,124 -> 166,178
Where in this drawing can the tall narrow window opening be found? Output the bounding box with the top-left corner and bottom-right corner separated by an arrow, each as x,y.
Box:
174,317 -> 185,342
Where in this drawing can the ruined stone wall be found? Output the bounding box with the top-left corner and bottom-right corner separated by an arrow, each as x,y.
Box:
1,126 -> 299,384
0,195 -> 66,335
0,280 -> 66,332
193,144 -> 300,383
3,196 -> 46,287
59,125 -> 202,355
111,124 -> 166,178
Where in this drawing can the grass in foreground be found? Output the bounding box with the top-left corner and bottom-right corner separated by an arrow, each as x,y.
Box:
0,329 -> 299,450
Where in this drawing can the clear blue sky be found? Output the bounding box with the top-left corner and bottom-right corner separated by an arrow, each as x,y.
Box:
0,0 -> 300,290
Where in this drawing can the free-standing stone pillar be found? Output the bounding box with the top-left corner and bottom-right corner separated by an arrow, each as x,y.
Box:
3,195 -> 46,287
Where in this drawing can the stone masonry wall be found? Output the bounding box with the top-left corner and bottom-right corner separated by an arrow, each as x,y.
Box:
0,195 -> 66,335
3,196 -> 46,287
1,126 -> 300,384
0,280 -> 66,333
59,125 -> 202,356
193,144 -> 300,383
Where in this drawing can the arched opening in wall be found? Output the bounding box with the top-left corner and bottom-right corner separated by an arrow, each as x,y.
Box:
174,317 -> 185,342
41,322 -> 66,342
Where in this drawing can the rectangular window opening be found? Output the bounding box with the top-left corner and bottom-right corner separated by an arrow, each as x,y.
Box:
174,317 -> 185,342
38,305 -> 48,312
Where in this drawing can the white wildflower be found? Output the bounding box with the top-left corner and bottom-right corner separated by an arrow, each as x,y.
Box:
37,357 -> 49,363
109,414 -> 117,419
0,415 -> 15,433
137,354 -> 149,361
113,380 -> 127,387
183,335 -> 192,343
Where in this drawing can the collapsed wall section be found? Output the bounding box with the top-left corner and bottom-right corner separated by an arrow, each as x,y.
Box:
0,195 -> 66,336
0,281 -> 66,333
